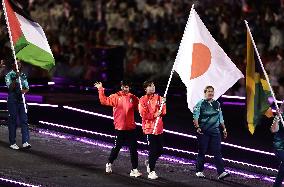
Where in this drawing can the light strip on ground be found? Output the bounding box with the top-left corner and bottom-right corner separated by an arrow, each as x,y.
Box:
0,177 -> 40,187
37,129 -> 278,185
38,121 -> 278,172
27,103 -> 58,107
222,102 -> 245,106
39,130 -> 68,139
0,100 -> 58,107
0,101 -> 276,155
221,95 -> 283,104
62,106 -> 275,156
39,121 -> 114,138
221,95 -> 245,99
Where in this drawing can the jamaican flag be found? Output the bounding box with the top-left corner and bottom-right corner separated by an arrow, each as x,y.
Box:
246,31 -> 273,134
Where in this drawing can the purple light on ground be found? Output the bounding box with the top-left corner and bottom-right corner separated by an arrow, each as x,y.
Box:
76,138 -> 115,149
0,92 -> 43,103
263,177 -> 275,182
39,121 -> 114,138
29,85 -> 45,87
39,130 -> 67,139
38,121 -> 277,172
205,164 -> 258,179
0,177 -> 40,187
222,102 -> 245,106
37,129 -> 277,184
62,106 -> 275,156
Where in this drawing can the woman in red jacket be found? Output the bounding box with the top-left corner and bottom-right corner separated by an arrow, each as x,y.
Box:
139,80 -> 166,179
94,80 -> 142,177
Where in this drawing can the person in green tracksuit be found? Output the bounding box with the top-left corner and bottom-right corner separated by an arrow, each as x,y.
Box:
193,85 -> 230,180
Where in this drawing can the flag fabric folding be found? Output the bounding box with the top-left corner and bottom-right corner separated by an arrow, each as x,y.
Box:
246,31 -> 273,134
174,8 -> 244,111
3,0 -> 55,70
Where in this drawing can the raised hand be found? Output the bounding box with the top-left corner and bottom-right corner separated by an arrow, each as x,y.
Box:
94,82 -> 103,89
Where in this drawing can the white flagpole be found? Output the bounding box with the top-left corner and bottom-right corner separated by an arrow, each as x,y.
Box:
245,20 -> 284,127
152,4 -> 195,134
2,0 -> 28,113
151,63 -> 174,134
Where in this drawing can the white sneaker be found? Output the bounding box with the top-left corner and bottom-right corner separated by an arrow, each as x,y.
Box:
10,144 -> 19,150
196,172 -> 205,178
145,160 -> 150,173
148,171 -> 158,180
23,142 -> 31,149
106,163 -> 112,173
130,169 -> 142,177
218,171 -> 230,180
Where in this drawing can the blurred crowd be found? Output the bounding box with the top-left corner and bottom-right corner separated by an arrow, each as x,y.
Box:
0,0 -> 284,98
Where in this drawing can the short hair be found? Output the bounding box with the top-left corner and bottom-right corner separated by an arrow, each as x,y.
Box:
204,85 -> 214,93
120,80 -> 132,87
143,80 -> 154,90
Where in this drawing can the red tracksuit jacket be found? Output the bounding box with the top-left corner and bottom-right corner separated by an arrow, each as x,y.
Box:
138,94 -> 166,135
98,88 -> 139,130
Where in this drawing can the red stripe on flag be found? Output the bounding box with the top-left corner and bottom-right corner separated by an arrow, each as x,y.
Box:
4,0 -> 23,45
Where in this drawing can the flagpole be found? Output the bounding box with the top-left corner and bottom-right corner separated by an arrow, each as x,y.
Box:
2,0 -> 28,113
151,63 -> 174,134
245,20 -> 284,127
152,4 -> 195,134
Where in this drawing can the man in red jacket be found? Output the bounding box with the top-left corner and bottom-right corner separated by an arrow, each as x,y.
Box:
94,80 -> 142,177
139,80 -> 166,180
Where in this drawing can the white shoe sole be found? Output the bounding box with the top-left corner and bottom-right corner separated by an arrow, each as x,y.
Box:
196,173 -> 205,178
9,147 -> 19,150
148,176 -> 158,180
23,145 -> 31,149
130,174 -> 142,178
218,173 -> 230,180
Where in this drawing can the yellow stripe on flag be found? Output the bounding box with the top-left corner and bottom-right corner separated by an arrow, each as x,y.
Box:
246,31 -> 256,134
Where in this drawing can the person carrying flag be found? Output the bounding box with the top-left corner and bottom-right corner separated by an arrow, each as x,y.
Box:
5,60 -> 31,150
139,80 -> 166,180
271,102 -> 284,187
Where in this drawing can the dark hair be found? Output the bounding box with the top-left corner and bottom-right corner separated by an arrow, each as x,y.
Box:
120,80 -> 132,87
204,85 -> 214,93
143,80 -> 154,90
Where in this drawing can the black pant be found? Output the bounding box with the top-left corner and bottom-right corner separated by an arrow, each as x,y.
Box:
274,150 -> 284,187
196,133 -> 225,175
147,134 -> 163,172
7,102 -> 29,145
108,129 -> 138,169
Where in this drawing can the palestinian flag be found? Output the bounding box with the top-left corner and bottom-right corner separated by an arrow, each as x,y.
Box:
246,31 -> 273,134
2,0 -> 55,70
